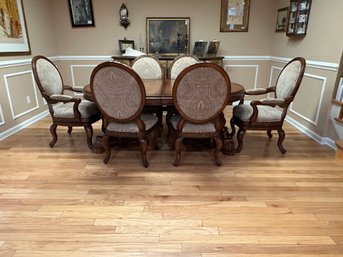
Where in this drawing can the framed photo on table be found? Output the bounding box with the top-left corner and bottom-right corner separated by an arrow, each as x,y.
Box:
146,17 -> 190,56
220,0 -> 250,32
68,0 -> 95,27
0,0 -> 31,56
118,39 -> 135,53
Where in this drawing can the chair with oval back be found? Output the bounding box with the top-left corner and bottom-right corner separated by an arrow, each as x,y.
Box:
31,55 -> 101,150
230,57 -> 306,154
90,62 -> 159,167
169,54 -> 200,80
132,55 -> 164,79
171,62 -> 231,166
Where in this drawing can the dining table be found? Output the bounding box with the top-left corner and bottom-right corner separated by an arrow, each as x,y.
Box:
83,79 -> 245,155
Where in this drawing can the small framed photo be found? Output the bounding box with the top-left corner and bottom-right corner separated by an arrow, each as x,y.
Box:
119,40 -> 135,54
275,7 -> 288,32
207,41 -> 220,55
68,0 -> 95,27
192,41 -> 208,57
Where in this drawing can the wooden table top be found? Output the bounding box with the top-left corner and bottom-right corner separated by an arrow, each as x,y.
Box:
83,79 -> 244,106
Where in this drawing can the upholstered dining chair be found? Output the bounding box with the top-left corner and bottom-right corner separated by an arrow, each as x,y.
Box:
132,55 -> 164,131
169,54 -> 200,80
171,62 -> 231,166
31,55 -> 101,149
90,61 -> 160,167
131,55 -> 164,79
230,57 -> 306,154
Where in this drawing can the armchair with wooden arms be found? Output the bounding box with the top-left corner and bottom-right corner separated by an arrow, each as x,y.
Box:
230,57 -> 306,154
31,55 -> 101,149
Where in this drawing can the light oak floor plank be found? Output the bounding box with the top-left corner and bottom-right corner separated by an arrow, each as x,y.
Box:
0,117 -> 342,256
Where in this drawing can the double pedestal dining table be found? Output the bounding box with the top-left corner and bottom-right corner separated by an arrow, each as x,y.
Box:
83,79 -> 245,155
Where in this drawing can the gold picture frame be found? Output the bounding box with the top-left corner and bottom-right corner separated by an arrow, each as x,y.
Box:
275,7 -> 289,32
220,0 -> 250,32
0,0 -> 31,56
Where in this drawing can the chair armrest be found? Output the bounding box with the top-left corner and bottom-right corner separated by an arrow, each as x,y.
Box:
245,86 -> 275,95
63,85 -> 84,93
258,98 -> 285,106
248,98 -> 285,123
50,94 -> 73,101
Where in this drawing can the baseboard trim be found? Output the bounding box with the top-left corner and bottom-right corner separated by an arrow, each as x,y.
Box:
285,116 -> 336,150
0,110 -> 49,141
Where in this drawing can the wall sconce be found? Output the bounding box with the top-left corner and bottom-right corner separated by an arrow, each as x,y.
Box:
119,4 -> 130,29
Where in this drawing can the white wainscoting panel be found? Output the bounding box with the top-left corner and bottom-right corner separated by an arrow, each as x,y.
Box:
4,70 -> 39,120
70,65 -> 97,96
0,104 -> 4,126
225,64 -> 259,90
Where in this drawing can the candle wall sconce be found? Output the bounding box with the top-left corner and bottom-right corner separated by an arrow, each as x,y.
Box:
119,4 -> 130,29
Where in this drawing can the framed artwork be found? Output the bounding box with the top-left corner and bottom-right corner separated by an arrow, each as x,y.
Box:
0,0 -> 31,56
220,0 -> 250,32
275,7 -> 288,32
68,0 -> 95,27
146,17 -> 190,56
118,39 -> 135,53
192,41 -> 208,57
207,41 -> 220,55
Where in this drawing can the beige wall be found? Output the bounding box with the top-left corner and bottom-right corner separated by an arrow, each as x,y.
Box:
51,0 -> 275,56
1,0 -> 342,148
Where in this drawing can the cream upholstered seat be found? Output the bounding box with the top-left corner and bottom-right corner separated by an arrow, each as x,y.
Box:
90,61 -> 159,167
169,54 -> 199,79
31,55 -> 101,149
132,55 -> 164,79
171,63 -> 231,166
230,57 -> 306,154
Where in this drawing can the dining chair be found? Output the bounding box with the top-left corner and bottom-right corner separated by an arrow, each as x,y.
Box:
131,55 -> 164,79
230,57 -> 306,154
171,62 -> 231,166
31,55 -> 101,150
90,61 -> 160,167
169,54 -> 200,80
132,55 -> 164,132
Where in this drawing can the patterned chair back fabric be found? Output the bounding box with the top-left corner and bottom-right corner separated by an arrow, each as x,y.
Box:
169,55 -> 199,80
173,63 -> 231,123
132,55 -> 163,79
35,57 -> 63,96
275,58 -> 303,100
91,62 -> 145,121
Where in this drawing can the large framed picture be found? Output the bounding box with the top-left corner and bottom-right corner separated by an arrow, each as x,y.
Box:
68,0 -> 95,27
0,0 -> 31,56
146,17 -> 190,56
275,7 -> 288,32
220,0 -> 250,32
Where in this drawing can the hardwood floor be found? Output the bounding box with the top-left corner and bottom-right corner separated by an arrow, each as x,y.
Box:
0,112 -> 342,257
